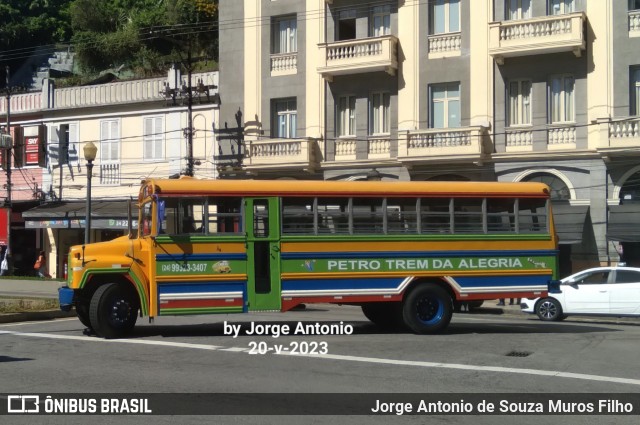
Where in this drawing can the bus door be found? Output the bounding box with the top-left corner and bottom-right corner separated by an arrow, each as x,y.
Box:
246,198 -> 281,311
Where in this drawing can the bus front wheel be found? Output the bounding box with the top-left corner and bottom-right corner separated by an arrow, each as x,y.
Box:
402,284 -> 453,334
89,283 -> 139,339
76,297 -> 92,328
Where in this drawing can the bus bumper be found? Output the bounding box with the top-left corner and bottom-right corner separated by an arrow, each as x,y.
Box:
58,286 -> 74,312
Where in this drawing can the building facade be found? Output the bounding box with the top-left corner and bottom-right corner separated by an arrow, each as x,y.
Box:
217,0 -> 640,275
0,69 -> 219,277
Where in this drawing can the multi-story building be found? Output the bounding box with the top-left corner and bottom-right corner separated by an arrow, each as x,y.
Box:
0,69 -> 219,277
217,0 -> 640,275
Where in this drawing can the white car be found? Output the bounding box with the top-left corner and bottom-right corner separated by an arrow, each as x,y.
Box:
521,266 -> 640,321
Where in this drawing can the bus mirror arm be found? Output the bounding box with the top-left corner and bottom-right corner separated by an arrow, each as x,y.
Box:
81,245 -> 97,267
125,252 -> 143,265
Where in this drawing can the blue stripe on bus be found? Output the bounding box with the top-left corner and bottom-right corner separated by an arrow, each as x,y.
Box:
281,250 -> 558,260
158,281 -> 246,294
156,253 -> 247,261
282,278 -> 406,291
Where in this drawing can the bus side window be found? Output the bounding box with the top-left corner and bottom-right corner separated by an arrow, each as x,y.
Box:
518,198 -> 548,233
207,196 -> 243,234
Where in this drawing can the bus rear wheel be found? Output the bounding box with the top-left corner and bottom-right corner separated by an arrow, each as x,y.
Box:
361,302 -> 403,329
402,284 -> 453,334
89,283 -> 139,339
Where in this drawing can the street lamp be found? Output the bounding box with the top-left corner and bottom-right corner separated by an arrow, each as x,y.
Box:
83,141 -> 98,245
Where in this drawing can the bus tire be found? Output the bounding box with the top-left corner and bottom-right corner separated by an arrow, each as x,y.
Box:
361,303 -> 403,329
76,298 -> 92,328
89,283 -> 139,339
402,284 -> 453,334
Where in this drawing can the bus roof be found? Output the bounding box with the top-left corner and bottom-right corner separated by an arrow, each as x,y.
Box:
140,177 -> 550,199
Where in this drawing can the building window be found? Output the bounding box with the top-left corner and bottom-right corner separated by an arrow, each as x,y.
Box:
631,0 -> 640,11
337,96 -> 356,136
507,0 -> 531,20
430,83 -> 460,128
272,16 -> 297,54
143,116 -> 163,160
631,67 -> 640,115
429,0 -> 460,35
369,92 -> 390,134
508,80 -> 532,126
337,9 -> 356,41
273,99 -> 297,138
549,0 -> 574,15
100,120 -> 120,161
549,75 -> 574,123
371,5 -> 391,37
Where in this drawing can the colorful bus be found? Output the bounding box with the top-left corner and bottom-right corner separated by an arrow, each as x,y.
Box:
59,178 -> 558,338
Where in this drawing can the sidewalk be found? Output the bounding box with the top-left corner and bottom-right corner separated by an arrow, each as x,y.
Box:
0,277 -> 74,323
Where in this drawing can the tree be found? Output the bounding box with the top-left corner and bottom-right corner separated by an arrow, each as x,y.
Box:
69,0 -> 218,74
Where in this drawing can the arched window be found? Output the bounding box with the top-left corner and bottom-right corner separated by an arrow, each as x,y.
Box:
620,172 -> 640,202
522,173 -> 570,200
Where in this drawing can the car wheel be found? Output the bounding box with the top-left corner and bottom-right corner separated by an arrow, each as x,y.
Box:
535,297 -> 563,321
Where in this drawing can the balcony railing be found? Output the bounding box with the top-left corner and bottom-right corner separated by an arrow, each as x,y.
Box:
318,35 -> 398,79
244,138 -> 320,170
53,71 -> 218,109
489,12 -> 585,64
427,32 -> 462,58
367,137 -> 391,159
99,163 -> 121,186
506,129 -> 533,151
597,117 -> 640,156
0,92 -> 43,114
547,125 -> 576,149
335,139 -> 357,160
398,126 -> 489,163
270,53 -> 298,76
630,11 -> 640,37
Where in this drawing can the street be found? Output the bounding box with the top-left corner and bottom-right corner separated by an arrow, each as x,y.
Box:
1,301 -> 640,424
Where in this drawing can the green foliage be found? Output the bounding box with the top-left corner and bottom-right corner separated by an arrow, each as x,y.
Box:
1,0 -> 219,82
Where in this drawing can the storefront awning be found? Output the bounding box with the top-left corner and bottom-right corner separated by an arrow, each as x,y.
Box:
607,204 -> 640,242
552,203 -> 588,245
22,200 -> 135,230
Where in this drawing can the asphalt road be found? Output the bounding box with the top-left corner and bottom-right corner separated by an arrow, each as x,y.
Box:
1,303 -> 640,425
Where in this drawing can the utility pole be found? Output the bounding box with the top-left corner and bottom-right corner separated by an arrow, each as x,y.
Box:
5,66 -> 11,207
3,66 -> 12,274
185,49 -> 194,177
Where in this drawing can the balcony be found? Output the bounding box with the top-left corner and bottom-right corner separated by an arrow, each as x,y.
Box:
270,53 -> 297,76
333,137 -> 391,162
630,11 -> 640,38
244,138 -> 320,171
397,127 -> 490,164
318,35 -> 398,80
489,12 -> 585,64
0,92 -> 43,115
597,117 -> 640,159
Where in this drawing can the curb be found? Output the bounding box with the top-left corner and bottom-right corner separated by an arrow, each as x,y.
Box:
0,310 -> 76,324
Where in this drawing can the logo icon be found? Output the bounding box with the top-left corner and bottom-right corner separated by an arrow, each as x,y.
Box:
7,395 -> 40,413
